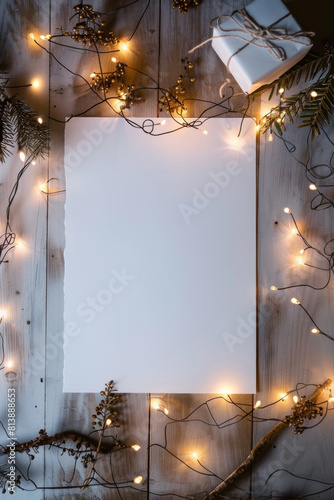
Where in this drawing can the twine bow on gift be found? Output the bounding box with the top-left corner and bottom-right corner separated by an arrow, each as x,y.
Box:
189,8 -> 315,71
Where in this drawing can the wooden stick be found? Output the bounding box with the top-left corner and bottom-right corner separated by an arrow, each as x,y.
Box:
203,379 -> 332,500
1,430 -> 119,455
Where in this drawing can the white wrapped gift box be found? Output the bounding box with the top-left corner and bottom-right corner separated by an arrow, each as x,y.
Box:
211,0 -> 313,94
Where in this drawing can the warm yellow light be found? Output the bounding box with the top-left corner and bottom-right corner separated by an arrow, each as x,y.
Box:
163,407 -> 169,415
29,33 -> 35,40
90,73 -> 96,78
300,249 -> 304,254
329,397 -> 334,402
0,310 -> 7,319
111,57 -> 117,63
193,452 -> 198,459
309,184 -> 317,190
6,361 -> 13,369
279,393 -> 287,401
152,402 -> 160,410
268,133 -> 273,142
40,34 -> 51,40
131,444 -> 141,452
105,418 -> 112,426
279,88 -> 285,95
284,207 -> 291,213
310,90 -> 318,98
161,119 -> 166,126
122,42 -> 128,51
270,285 -> 278,291
311,328 -> 319,334
255,124 -> 260,131
298,257 -> 304,265
293,395 -> 299,403
292,228 -> 298,235
276,118 -> 281,123
19,151 -> 26,162
40,35 -> 46,40
254,400 -> 261,408
133,476 -> 143,484
32,80 -> 39,88
37,117 -> 43,124
15,240 -> 24,248
39,183 -> 46,192
291,298 -> 300,305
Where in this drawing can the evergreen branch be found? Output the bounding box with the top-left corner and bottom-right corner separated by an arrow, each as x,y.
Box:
299,74 -> 334,139
258,74 -> 334,138
0,87 -> 50,162
251,52 -> 333,98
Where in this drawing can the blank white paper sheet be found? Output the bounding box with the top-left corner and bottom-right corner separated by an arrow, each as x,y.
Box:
63,117 -> 256,394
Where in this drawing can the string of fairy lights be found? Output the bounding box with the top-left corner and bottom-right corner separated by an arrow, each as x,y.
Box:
0,384 -> 333,497
0,0 -> 333,497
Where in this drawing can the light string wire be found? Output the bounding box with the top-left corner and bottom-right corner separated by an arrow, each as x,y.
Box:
1,1 -> 333,498
0,382 -> 332,497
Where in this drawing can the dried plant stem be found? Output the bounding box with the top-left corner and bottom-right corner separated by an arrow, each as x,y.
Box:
203,379 -> 332,500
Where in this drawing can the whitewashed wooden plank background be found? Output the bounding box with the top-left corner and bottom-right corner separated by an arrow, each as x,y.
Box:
0,1 -> 333,499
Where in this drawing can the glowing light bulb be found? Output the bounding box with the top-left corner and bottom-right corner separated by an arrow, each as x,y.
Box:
32,80 -> 39,88
111,57 -> 117,63
280,393 -> 287,401
268,133 -> 273,142
133,476 -> 143,484
0,310 -> 7,319
300,249 -> 304,254
310,90 -> 318,98
329,396 -> 334,402
40,34 -> 51,40
298,257 -> 304,265
19,151 -> 26,162
293,395 -> 299,403
90,73 -> 96,78
193,452 -> 198,459
311,328 -> 319,334
161,119 -> 166,126
255,124 -> 260,131
276,118 -> 281,123
105,418 -> 112,426
6,361 -> 13,369
279,88 -> 285,95
254,400 -> 261,408
309,184 -> 317,190
29,33 -> 35,40
163,407 -> 169,415
152,402 -> 160,410
270,285 -> 278,291
284,207 -> 291,213
122,42 -> 128,51
40,35 -> 46,40
291,298 -> 300,305
292,228 -> 298,235
37,117 -> 43,124
199,129 -> 208,135
131,444 -> 141,452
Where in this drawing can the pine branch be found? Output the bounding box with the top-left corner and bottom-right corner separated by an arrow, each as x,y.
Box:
0,87 -> 50,162
299,73 -> 334,139
203,379 -> 332,500
258,73 -> 334,138
252,52 -> 333,99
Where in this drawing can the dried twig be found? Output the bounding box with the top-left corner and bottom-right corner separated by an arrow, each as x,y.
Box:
203,379 -> 332,500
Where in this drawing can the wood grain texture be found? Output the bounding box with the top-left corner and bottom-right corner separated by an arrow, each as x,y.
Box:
0,0 -> 333,499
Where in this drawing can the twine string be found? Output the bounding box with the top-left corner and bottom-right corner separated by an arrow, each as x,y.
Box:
189,8 -> 314,72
